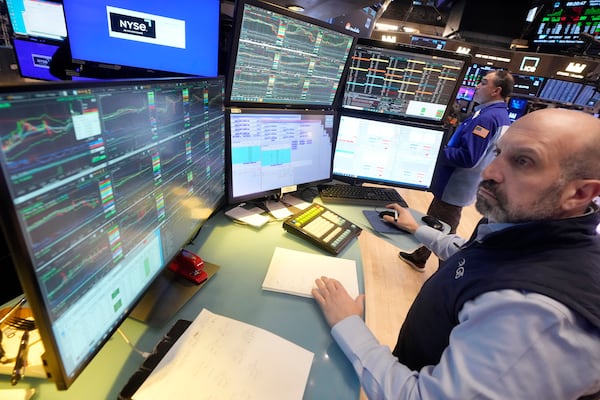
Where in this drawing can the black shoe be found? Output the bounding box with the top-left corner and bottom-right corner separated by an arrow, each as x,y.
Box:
399,251 -> 426,272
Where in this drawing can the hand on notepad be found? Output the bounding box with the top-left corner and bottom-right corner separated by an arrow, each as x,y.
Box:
312,276 -> 365,328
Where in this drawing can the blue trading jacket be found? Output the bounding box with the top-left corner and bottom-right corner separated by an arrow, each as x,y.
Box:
430,101 -> 511,206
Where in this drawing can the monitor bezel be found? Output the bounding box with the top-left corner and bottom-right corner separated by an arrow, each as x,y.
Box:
332,109 -> 448,192
0,75 -> 226,390
223,0 -> 357,109
225,107 -> 338,204
341,38 -> 471,125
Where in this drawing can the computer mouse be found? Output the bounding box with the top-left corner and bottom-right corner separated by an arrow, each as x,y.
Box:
379,210 -> 397,219
421,215 -> 443,231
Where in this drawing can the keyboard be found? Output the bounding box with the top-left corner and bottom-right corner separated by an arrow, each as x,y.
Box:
283,203 -> 362,255
318,184 -> 409,208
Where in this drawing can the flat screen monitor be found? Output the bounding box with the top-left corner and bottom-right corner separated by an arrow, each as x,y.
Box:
5,0 -> 67,41
410,35 -> 447,50
461,63 -> 495,87
507,97 -> 529,122
531,0 -> 600,46
511,73 -> 545,97
0,76 -> 226,389
226,108 -> 336,204
574,84 -> 598,106
225,0 -> 356,108
456,85 -> 475,101
341,38 -> 469,124
538,78 -> 584,103
12,37 -> 60,81
333,112 -> 446,191
62,0 -> 220,77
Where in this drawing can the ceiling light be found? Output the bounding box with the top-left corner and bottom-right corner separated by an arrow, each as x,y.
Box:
287,5 -> 305,12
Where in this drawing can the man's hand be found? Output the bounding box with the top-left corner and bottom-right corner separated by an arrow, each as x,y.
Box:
382,203 -> 419,233
312,276 -> 364,327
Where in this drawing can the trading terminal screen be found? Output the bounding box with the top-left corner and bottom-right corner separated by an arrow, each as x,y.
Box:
226,108 -> 336,203
333,112 -> 446,191
511,73 -> 545,97
0,77 -> 225,390
461,63 -> 495,87
341,39 -> 468,123
538,78 -> 584,103
226,0 -> 356,107
5,0 -> 67,41
532,0 -> 600,45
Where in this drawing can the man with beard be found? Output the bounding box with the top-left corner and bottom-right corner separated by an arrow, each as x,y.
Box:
312,108 -> 600,399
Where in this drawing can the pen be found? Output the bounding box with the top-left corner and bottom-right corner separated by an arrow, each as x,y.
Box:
11,330 -> 29,385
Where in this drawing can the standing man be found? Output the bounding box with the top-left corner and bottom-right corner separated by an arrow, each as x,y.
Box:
400,69 -> 514,271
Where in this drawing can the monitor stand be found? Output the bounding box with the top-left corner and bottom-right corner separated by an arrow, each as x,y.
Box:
129,261 -> 219,327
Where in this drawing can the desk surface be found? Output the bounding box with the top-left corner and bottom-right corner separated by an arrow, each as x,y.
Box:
0,196 -> 432,400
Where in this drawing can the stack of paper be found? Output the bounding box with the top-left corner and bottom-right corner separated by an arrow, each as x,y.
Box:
262,247 -> 359,298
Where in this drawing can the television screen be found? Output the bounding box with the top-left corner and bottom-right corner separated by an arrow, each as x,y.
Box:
456,85 -> 475,101
511,73 -> 545,97
327,6 -> 378,38
62,0 -> 220,77
226,108 -> 336,204
538,78 -> 584,103
341,38 -> 469,124
225,0 -> 356,108
573,84 -> 598,106
333,111 -> 446,191
532,0 -> 600,46
461,63 -> 495,87
0,76 -> 225,390
410,35 -> 447,50
12,37 -> 61,81
507,97 -> 529,122
5,0 -> 67,41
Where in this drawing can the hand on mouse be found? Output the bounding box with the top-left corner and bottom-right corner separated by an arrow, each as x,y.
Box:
382,203 -> 419,233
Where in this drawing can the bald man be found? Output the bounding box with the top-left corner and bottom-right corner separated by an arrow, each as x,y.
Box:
312,109 -> 600,399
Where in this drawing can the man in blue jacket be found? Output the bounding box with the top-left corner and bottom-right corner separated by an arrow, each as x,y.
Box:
400,69 -> 514,271
312,108 -> 600,399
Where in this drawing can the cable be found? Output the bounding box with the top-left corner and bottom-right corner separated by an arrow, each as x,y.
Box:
116,328 -> 151,358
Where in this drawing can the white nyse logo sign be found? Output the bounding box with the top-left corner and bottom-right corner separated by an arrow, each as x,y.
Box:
565,62 -> 587,74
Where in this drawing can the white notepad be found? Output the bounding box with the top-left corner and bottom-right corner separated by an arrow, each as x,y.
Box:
262,247 -> 359,298
133,309 -> 314,400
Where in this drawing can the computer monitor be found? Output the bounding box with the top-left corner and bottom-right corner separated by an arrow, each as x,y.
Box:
333,112 -> 447,191
341,38 -> 469,124
226,108 -> 336,204
538,78 -> 584,104
5,0 -> 67,41
574,84 -> 598,106
62,0 -> 220,77
461,63 -> 495,87
456,85 -> 475,101
0,76 -> 226,390
511,73 -> 545,97
410,35 -> 447,50
12,37 -> 61,81
507,97 -> 529,122
225,0 -> 357,108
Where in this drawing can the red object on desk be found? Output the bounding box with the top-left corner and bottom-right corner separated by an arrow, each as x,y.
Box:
168,250 -> 207,284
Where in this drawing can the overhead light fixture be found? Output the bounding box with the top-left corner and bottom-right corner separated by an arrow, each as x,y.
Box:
510,39 -> 529,50
287,4 -> 305,12
375,22 -> 399,31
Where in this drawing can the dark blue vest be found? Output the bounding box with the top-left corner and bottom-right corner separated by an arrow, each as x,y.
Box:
392,210 -> 600,371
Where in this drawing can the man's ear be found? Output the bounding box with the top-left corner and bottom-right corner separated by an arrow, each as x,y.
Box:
562,180 -> 600,212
